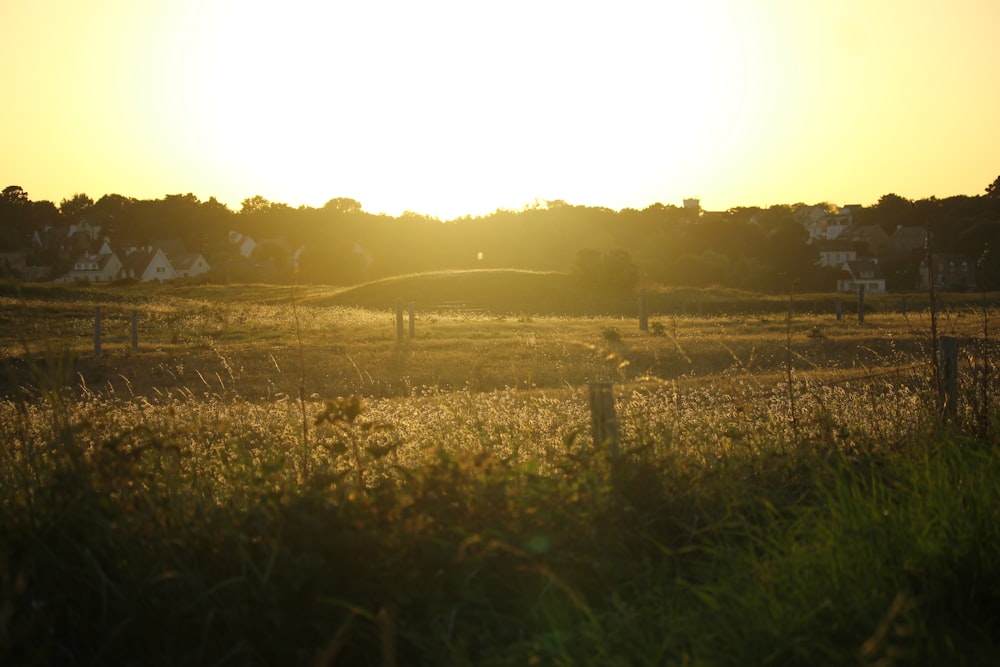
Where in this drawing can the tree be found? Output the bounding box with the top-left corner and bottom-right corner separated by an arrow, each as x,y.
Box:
871,193 -> 916,233
0,186 -> 35,249
986,175 -> 1000,199
60,193 -> 94,221
240,195 -> 274,215
323,197 -> 362,214
91,194 -> 135,236
1,185 -> 30,205
761,220 -> 819,291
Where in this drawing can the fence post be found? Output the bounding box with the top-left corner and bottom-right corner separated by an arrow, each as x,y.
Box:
395,298 -> 404,342
857,284 -> 865,324
835,298 -> 843,322
131,309 -> 139,351
638,289 -> 648,331
939,336 -> 959,421
588,382 -> 619,454
93,306 -> 102,356
408,301 -> 416,339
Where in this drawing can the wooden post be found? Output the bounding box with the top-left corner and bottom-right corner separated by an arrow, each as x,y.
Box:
857,284 -> 865,324
131,309 -> 139,351
93,306 -> 102,356
588,382 -> 619,454
638,289 -> 648,331
901,298 -> 907,316
395,298 -> 404,341
939,336 -> 959,421
407,301 -> 416,339
835,298 -> 843,322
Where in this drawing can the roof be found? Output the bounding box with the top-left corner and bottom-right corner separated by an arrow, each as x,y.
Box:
121,249 -> 157,273
844,259 -> 885,279
170,253 -> 204,270
812,239 -> 856,252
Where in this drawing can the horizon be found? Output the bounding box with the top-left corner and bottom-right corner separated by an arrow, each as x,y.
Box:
4,1 -> 998,220
4,184 -> 997,221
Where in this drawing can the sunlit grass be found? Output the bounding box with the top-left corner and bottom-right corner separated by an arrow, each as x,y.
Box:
2,280 -> 1000,664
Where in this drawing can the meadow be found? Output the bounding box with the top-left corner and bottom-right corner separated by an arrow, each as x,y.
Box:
1,272 -> 999,665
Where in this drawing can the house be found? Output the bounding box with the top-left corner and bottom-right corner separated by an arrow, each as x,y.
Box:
171,252 -> 211,278
55,251 -> 123,283
805,220 -> 849,243
228,231 -> 257,258
150,239 -> 212,279
40,224 -> 93,260
798,205 -> 858,242
837,259 -> 886,294
120,247 -> 176,282
837,225 -> 891,258
920,253 -> 975,291
813,239 -> 857,268
889,225 -> 929,259
794,205 -> 832,227
72,219 -> 103,242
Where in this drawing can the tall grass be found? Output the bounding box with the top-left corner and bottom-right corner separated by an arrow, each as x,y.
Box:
2,284 -> 1000,664
2,363 -> 998,664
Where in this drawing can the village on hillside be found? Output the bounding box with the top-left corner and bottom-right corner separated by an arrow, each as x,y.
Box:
0,188 -> 993,294
0,222 -> 281,286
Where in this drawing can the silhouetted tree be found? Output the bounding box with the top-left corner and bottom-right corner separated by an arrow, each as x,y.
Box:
323,197 -> 363,214
986,176 -> 1000,198
239,195 -> 273,215
0,185 -> 33,250
870,193 -> 917,234
1,185 -> 29,205
90,194 -> 135,237
59,193 -> 94,222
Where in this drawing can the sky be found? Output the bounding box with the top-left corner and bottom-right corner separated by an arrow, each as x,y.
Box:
3,0 -> 998,219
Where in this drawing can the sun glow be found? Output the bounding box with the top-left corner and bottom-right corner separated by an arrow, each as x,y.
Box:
3,1 -> 999,216
142,1 -> 782,217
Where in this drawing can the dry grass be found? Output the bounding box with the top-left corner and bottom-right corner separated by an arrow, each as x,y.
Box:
5,280 -> 992,402
2,279 -> 1000,665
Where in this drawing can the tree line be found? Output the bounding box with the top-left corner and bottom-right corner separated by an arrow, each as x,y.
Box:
2,177 -> 1000,291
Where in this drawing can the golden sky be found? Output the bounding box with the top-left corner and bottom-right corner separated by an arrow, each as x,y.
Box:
3,0 -> 998,218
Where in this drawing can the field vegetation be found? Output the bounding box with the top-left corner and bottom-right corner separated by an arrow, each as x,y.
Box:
1,272 -> 999,665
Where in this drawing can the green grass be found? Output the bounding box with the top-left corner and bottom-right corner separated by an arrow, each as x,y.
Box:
2,277 -> 1000,665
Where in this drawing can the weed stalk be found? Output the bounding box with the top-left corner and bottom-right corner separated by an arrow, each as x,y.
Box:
291,274 -> 310,474
785,278 -> 799,443
976,244 -> 992,440
924,220 -> 943,421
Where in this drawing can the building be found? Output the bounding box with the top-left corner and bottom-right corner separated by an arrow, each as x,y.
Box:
920,253 -> 975,291
813,239 -> 858,268
837,259 -> 886,294
55,251 -> 123,283
120,247 -> 176,282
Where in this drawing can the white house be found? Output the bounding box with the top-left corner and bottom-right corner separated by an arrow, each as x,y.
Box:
56,251 -> 123,283
171,252 -> 212,278
121,247 -> 176,282
813,239 -> 858,268
228,231 -> 257,258
837,259 -> 886,294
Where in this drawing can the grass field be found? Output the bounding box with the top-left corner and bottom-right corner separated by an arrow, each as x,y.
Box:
1,272 -> 999,665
